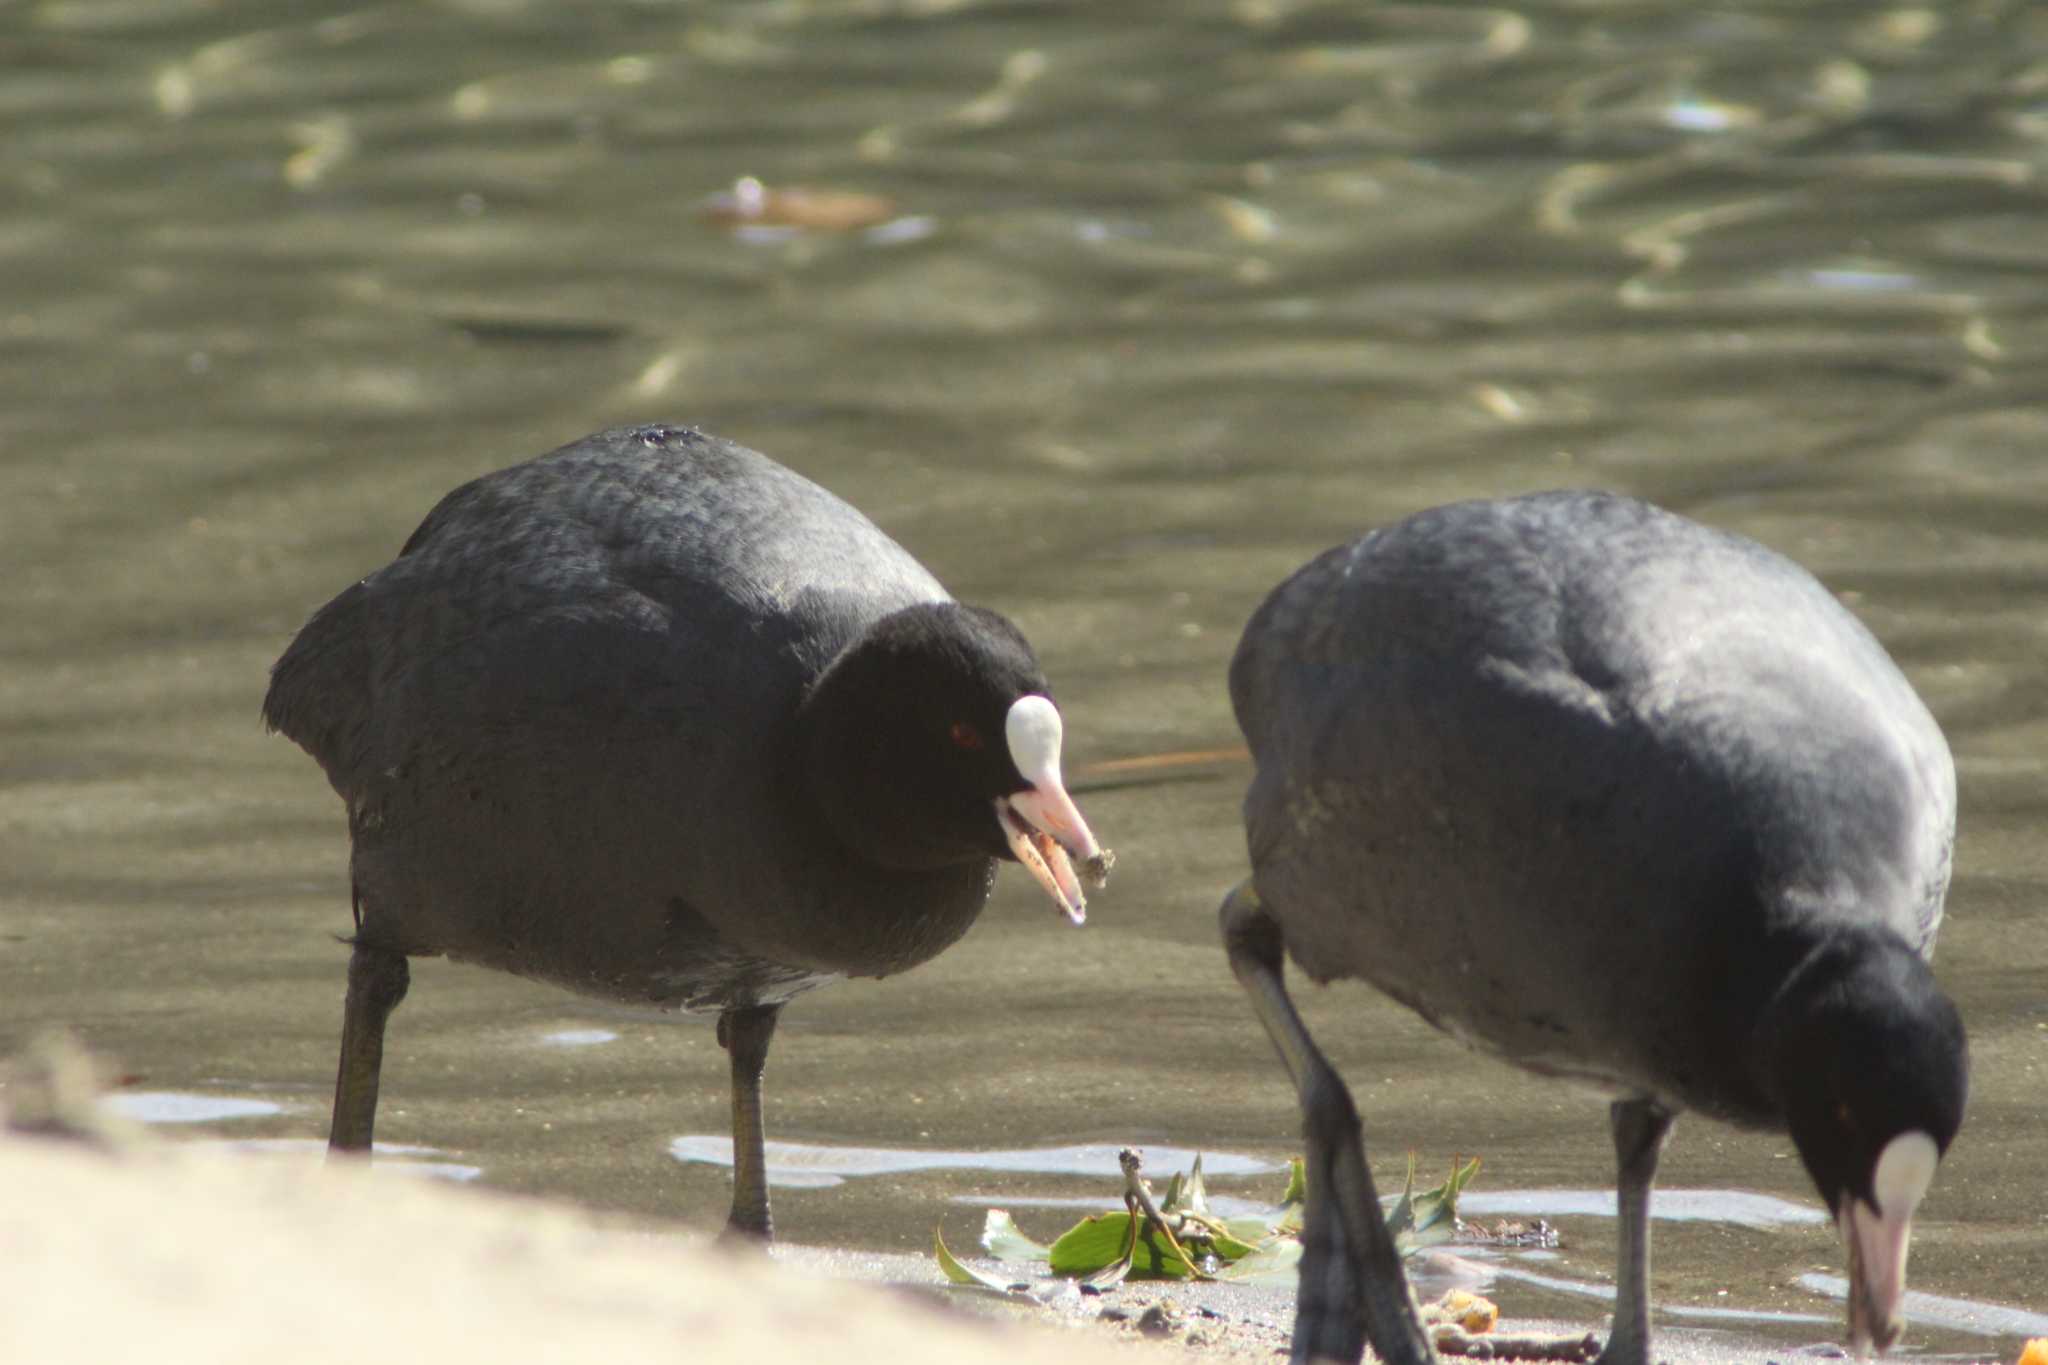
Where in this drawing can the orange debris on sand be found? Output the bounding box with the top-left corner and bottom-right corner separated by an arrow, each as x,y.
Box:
1428,1290 -> 1499,1335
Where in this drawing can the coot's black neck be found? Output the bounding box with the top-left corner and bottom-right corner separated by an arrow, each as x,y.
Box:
1744,920 -> 1967,1208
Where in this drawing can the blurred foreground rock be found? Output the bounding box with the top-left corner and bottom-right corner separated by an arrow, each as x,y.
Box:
0,1037 -> 1139,1365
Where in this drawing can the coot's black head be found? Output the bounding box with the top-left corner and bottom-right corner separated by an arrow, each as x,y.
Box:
798,601 -> 1105,920
1768,934 -> 1968,1354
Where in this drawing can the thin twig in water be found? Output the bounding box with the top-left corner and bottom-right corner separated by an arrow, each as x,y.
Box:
1117,1148 -> 1215,1280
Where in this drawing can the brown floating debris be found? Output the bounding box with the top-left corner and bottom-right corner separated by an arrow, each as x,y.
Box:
1456,1216 -> 1561,1249
701,176 -> 898,233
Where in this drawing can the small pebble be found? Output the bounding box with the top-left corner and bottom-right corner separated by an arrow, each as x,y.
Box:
1137,1301 -> 1183,1338
1081,848 -> 1115,890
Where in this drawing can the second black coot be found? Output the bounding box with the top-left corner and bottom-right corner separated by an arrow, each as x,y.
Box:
265,423 -> 1107,1239
1221,491 -> 1966,1365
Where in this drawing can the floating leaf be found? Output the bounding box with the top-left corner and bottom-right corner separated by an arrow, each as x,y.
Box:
1219,1236 -> 1304,1284
1171,1152 -> 1211,1216
1217,1161 -> 1303,1242
1078,1212 -> 1138,1290
1386,1154 -> 1480,1257
1049,1212 -> 1204,1279
981,1209 -> 1051,1263
1050,1212 -> 1140,1275
1384,1153 -> 1419,1240
939,1148 -> 1478,1297
1280,1154 -> 1307,1206
1223,1212 -> 1284,1242
1168,1214 -> 1259,1263
934,1223 -> 1028,1293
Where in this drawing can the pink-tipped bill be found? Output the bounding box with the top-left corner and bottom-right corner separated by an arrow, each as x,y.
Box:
1841,1131 -> 1940,1356
999,695 -> 1106,924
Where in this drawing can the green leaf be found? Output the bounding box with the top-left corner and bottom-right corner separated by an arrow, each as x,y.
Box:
1048,1213 -> 1208,1280
1219,1236 -> 1303,1284
1383,1151 -> 1420,1243
934,1223 -> 1028,1293
1175,1152 -> 1211,1216
1280,1155 -> 1307,1207
1385,1154 -> 1480,1257
1049,1212 -> 1141,1276
980,1209 -> 1051,1263
949,1148 -> 1477,1295
1078,1214 -> 1137,1290
1275,1155 -> 1307,1234
1222,1212 -> 1284,1242
1168,1213 -> 1260,1263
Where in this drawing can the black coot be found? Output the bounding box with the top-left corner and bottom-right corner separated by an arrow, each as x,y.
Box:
1220,491 -> 1966,1365
265,423 -> 1107,1240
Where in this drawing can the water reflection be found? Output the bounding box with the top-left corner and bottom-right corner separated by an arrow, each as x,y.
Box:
103,1092 -> 284,1124
538,1028 -> 618,1048
1458,1188 -> 1826,1229
1796,1274 -> 2048,1339
669,1138 -> 1280,1189
220,1137 -> 483,1184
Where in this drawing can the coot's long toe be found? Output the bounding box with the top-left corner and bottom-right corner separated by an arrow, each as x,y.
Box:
1220,492 -> 1967,1365
265,423 -> 1108,1240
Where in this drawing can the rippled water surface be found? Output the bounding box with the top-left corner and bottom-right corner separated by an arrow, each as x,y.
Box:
5,1 -> 2047,1356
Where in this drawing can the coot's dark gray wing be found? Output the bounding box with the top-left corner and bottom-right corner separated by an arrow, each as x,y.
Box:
267,425 -> 945,788
263,425 -> 955,991
1231,492 -> 1953,1107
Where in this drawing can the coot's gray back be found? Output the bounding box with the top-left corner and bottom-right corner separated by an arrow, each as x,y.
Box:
1231,491 -> 1955,1117
265,425 -> 971,1002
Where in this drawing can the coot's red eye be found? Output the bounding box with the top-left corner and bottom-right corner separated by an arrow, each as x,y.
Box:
949,721 -> 984,750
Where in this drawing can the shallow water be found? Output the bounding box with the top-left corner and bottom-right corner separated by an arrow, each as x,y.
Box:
667,1136 -> 1281,1186
4,0 -> 2047,1357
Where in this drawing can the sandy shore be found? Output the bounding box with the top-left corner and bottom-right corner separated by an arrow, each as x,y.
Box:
1,1117 -> 1889,1365
0,1126 -> 1149,1365
0,1036 -> 1989,1365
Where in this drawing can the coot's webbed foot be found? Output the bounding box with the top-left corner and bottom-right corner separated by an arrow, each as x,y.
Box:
1595,1097 -> 1675,1365
328,938 -> 410,1155
1220,879 -> 1436,1365
717,1002 -> 785,1243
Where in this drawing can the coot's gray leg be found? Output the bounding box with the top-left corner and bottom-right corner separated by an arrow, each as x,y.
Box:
717,1003 -> 785,1242
1221,879 -> 1435,1365
328,940 -> 410,1154
1598,1098 -> 1675,1365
